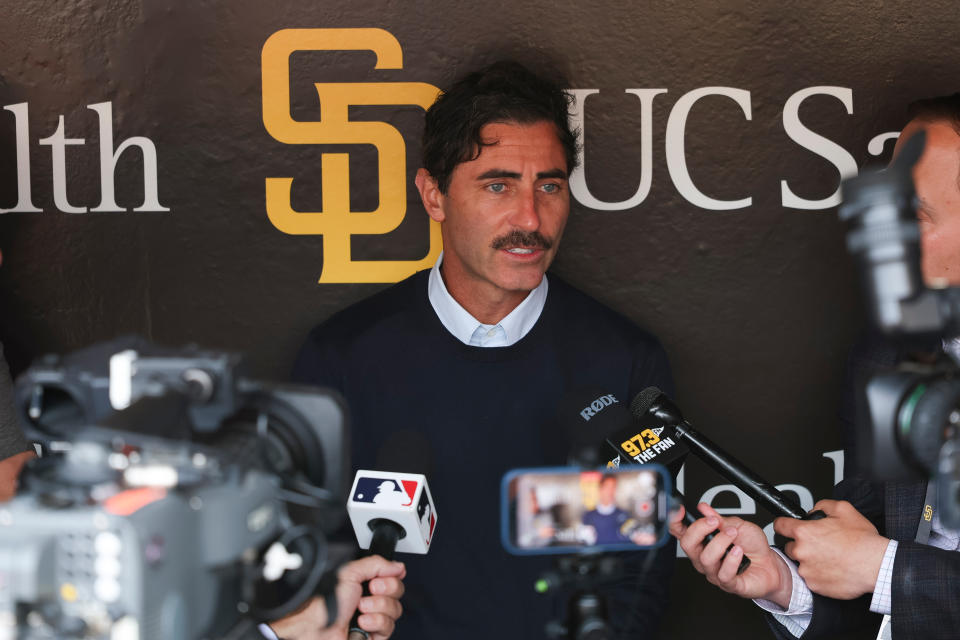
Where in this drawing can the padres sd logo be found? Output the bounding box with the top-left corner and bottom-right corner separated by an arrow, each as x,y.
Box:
262,28 -> 442,283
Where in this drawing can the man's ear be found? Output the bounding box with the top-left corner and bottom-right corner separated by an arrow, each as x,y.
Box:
415,169 -> 446,223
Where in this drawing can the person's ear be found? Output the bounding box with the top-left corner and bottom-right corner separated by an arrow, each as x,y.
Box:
415,169 -> 446,223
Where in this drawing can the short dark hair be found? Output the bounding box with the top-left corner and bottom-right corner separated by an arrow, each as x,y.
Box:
906,93 -> 960,189
421,60 -> 579,193
599,473 -> 618,486
907,93 -> 960,134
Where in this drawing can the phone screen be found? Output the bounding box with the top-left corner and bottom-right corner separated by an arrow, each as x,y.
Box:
501,466 -> 671,555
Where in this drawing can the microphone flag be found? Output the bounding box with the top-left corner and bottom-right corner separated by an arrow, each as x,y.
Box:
347,470 -> 437,554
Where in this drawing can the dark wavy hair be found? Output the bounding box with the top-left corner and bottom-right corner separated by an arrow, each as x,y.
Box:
422,60 -> 579,193
907,92 -> 960,133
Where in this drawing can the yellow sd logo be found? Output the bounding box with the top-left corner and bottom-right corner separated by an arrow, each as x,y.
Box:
261,28 -> 442,283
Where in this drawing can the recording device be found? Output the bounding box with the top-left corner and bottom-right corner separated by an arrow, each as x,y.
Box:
839,130 -> 960,527
506,391 -> 676,640
502,466 -> 670,640
345,470 -> 437,639
0,337 -> 349,640
629,387 -> 826,522
500,466 -> 670,555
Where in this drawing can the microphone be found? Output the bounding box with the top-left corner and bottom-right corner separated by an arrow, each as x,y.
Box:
558,388 -> 749,573
630,387 -> 825,522
345,469 -> 437,639
555,388 -> 688,474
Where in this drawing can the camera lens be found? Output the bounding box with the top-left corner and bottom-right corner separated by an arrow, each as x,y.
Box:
897,378 -> 960,473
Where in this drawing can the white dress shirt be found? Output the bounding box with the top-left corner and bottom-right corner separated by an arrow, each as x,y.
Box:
427,252 -> 548,347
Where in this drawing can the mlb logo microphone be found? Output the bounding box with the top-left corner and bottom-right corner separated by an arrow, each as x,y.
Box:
347,470 -> 437,554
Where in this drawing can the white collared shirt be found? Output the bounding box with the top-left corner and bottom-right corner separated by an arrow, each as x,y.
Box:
427,252 -> 548,347
594,502 -> 618,516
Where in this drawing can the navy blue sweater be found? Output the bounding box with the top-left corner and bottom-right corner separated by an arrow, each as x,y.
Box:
293,270 -> 674,639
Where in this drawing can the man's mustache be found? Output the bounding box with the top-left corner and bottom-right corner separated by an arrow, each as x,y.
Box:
490,230 -> 553,251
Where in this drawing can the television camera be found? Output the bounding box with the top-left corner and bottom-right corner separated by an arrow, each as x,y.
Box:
0,337 -> 349,639
840,130 -> 960,527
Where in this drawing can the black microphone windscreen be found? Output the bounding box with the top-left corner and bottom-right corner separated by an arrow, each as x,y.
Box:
630,386 -> 664,419
554,388 -> 633,466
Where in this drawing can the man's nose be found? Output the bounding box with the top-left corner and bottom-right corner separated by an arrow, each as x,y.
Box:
509,186 -> 540,231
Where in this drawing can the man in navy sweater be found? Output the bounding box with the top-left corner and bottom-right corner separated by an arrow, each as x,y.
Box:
582,474 -> 632,545
294,60 -> 675,639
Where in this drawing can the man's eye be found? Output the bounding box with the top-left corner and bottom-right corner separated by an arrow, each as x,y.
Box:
487,183 -> 506,193
541,183 -> 560,193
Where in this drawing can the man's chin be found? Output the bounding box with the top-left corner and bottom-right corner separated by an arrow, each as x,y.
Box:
495,271 -> 548,294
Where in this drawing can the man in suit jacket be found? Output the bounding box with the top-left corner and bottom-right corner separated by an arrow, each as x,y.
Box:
670,94 -> 960,639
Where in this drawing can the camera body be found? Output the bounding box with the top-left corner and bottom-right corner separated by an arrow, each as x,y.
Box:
840,131 -> 960,527
0,338 -> 349,639
0,453 -> 281,639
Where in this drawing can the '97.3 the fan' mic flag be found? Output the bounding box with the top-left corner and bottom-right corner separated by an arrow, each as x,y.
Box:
556,387 -> 689,474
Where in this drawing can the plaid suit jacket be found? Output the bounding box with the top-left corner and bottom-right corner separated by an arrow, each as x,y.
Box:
766,337 -> 959,640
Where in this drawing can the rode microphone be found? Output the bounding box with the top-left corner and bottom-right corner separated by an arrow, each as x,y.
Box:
345,469 -> 437,639
556,388 -> 689,474
631,387 -> 825,522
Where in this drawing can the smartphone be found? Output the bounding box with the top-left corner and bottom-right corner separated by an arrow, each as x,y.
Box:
501,465 -> 672,555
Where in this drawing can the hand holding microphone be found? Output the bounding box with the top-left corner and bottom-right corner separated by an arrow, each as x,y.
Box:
560,388 -> 750,574
627,386 -> 831,605
670,502 -> 795,608
266,556 -> 406,640
640,388 -> 891,605
773,499 -> 890,601
345,470 -> 438,640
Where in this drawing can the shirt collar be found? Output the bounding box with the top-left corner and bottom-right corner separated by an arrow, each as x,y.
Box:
595,502 -> 618,516
427,252 -> 548,347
